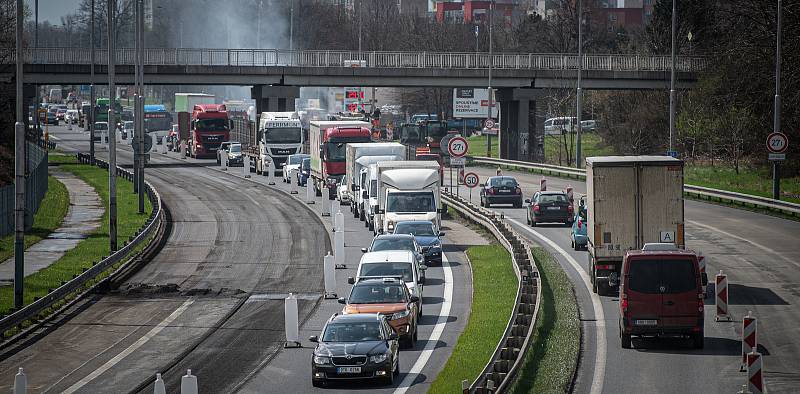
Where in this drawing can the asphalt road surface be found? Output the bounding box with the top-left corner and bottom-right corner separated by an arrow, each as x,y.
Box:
449,164 -> 800,393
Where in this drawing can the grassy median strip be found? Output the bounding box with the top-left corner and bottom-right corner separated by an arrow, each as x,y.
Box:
510,247 -> 580,394
429,244 -> 517,393
0,175 -> 70,265
0,155 -> 152,315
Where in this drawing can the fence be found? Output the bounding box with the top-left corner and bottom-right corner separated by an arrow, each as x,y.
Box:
0,141 -> 49,237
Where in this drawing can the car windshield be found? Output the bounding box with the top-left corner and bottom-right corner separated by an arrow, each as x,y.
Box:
627,258 -> 696,294
196,118 -> 228,131
264,127 -> 302,143
123,122 -> 134,129
229,145 -> 241,153
301,159 -> 310,170
289,155 -> 306,165
490,177 -> 517,188
371,238 -> 415,252
394,222 -> 435,236
325,137 -> 371,161
322,322 -> 383,342
359,262 -> 413,283
349,283 -> 408,304
386,192 -> 435,213
538,194 -> 567,203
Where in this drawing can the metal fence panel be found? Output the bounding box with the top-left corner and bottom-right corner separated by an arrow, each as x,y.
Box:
0,143 -> 48,238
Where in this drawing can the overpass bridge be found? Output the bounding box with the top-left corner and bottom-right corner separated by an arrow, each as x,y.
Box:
8,47 -> 710,162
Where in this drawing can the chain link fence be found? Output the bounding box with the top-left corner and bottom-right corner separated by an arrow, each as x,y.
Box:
0,142 -> 49,237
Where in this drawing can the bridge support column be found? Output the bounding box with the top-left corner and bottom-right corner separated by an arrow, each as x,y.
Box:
496,88 -> 544,162
251,85 -> 300,115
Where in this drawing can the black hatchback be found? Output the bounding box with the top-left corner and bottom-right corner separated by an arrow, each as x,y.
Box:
526,191 -> 574,226
480,176 -> 523,208
310,313 -> 400,387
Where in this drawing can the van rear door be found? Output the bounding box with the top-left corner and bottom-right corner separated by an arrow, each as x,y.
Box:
625,258 -> 663,327
660,258 -> 701,327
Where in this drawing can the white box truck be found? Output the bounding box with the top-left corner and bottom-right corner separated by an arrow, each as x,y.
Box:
346,143 -> 407,221
587,156 -> 685,295
376,161 -> 442,235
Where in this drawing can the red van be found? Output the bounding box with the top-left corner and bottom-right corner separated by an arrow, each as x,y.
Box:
619,244 -> 708,349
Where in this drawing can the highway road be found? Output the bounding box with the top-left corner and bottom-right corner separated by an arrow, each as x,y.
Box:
450,164 -> 800,393
1,126 -> 475,393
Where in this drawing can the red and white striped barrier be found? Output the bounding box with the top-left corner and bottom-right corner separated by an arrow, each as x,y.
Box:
698,252 -> 707,294
741,311 -> 757,372
540,176 -> 547,191
715,270 -> 731,322
747,351 -> 764,394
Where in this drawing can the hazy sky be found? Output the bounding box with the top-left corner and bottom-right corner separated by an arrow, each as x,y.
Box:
36,0 -> 83,24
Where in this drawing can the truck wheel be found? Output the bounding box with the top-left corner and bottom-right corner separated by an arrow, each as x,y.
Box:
591,271 -> 598,294
621,332 -> 632,349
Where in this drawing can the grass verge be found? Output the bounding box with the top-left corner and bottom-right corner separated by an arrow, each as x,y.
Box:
0,157 -> 152,315
685,164 -> 800,204
0,175 -> 70,264
467,135 -> 500,158
429,244 -> 517,393
510,247 -> 580,394
544,133 -> 615,167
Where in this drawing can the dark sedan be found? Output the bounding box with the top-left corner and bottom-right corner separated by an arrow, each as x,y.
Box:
526,191 -> 574,226
480,176 -> 523,208
310,313 -> 399,387
297,157 -> 311,186
392,220 -> 444,265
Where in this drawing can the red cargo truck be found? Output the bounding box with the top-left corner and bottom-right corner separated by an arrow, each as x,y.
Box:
188,104 -> 231,159
309,120 -> 372,199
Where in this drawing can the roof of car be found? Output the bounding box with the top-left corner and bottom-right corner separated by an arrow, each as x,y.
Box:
374,234 -> 415,240
360,250 -> 415,264
488,176 -> 517,181
538,191 -> 567,195
355,277 -> 406,286
328,313 -> 384,324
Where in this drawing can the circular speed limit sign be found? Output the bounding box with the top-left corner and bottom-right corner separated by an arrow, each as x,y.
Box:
484,119 -> 495,129
448,136 -> 469,158
766,132 -> 788,153
463,172 -> 479,188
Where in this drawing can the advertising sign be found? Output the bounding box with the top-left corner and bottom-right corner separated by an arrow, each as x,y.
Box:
453,88 -> 499,119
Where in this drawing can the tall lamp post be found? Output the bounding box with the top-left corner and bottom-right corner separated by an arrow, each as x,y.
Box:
90,0 -> 96,163
108,0 -> 118,252
14,0 -> 25,309
487,0 -> 494,158
575,0 -> 583,169
773,0 -> 782,200
668,0 -> 677,153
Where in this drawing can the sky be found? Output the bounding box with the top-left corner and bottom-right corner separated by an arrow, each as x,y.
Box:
36,0 -> 83,24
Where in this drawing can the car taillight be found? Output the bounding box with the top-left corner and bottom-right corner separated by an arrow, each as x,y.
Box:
595,264 -> 613,270
515,187 -> 521,194
577,219 -> 582,229
621,294 -> 629,313
697,294 -> 704,312
568,205 -> 574,213
487,188 -> 494,195
532,204 -> 540,213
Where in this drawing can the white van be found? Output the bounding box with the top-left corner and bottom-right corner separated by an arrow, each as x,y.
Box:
544,117 -> 577,135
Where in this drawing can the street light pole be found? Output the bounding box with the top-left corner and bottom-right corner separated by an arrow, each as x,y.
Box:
257,1 -> 262,47
138,0 -> 145,213
14,0 -> 25,309
487,0 -> 494,158
668,0 -> 677,153
108,0 -> 118,252
289,0 -> 295,51
90,0 -> 96,163
773,0 -> 782,200
133,0 -> 140,196
575,0 -> 583,169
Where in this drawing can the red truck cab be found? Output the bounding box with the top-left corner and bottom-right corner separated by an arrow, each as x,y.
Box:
190,104 -> 231,159
619,244 -> 708,349
318,126 -> 372,198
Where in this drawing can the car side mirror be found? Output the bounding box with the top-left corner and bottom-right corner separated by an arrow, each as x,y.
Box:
701,272 -> 708,287
409,295 -> 419,303
360,248 -> 368,253
347,277 -> 355,285
309,335 -> 318,343
524,199 -> 531,204
337,297 -> 347,304
438,231 -> 445,237
388,332 -> 399,340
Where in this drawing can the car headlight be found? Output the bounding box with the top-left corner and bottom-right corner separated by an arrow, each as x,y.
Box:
313,355 -> 331,365
391,309 -> 410,320
369,353 -> 389,364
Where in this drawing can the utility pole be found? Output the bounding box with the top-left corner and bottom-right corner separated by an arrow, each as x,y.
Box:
257,1 -> 262,48
668,0 -> 677,153
575,0 -> 583,169
474,25 -> 479,52
14,0 -> 25,309
34,0 -> 39,138
108,0 -> 118,252
90,0 -> 96,164
133,0 -> 140,196
773,0 -> 782,200
487,0 -> 494,158
289,0 -> 295,51
358,0 -> 362,54
138,0 -> 145,213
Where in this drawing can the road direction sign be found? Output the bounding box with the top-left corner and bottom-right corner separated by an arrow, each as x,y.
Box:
448,136 -> 469,158
484,118 -> 495,129
464,172 -> 479,188
766,132 -> 788,153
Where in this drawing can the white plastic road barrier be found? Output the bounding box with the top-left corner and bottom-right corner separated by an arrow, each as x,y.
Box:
180,140 -> 186,159
306,179 -> 315,204
741,311 -> 757,372
462,379 -> 470,394
243,156 -> 251,178
334,230 -> 345,268
738,384 -> 752,394
284,293 -> 301,348
180,369 -> 198,394
221,151 -> 228,171
715,270 -> 731,321
335,207 -> 345,233
322,192 -> 332,217
161,141 -> 167,154
13,368 -> 26,394
323,252 -> 337,299
267,160 -> 276,185
116,130 -> 121,143
540,176 -> 547,191
747,351 -> 763,394
154,373 -> 166,394
330,200 -> 340,226
290,177 -> 298,194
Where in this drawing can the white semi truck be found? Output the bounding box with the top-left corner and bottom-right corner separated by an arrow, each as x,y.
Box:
375,161 -> 442,235
252,112 -> 304,174
345,143 -> 407,222
586,156 -> 685,295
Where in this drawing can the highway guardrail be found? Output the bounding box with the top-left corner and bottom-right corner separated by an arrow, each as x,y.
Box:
0,154 -> 164,337
471,156 -> 800,218
442,192 -> 541,393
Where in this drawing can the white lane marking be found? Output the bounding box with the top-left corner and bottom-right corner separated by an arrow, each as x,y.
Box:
393,253 -> 453,394
61,299 -> 195,394
687,220 -> 800,269
508,218 -> 606,394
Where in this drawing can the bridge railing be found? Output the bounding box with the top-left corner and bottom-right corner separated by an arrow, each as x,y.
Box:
18,48 -> 709,72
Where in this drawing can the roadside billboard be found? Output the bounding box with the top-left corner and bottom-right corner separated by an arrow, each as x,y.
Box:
452,88 -> 499,119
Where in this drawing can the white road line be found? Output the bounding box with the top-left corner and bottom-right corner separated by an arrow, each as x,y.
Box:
687,220 -> 800,269
393,253 -> 453,394
508,218 -> 606,394
61,299 -> 195,394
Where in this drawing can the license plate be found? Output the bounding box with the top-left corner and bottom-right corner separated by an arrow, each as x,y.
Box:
547,206 -> 561,210
499,189 -> 510,193
337,367 -> 362,374
635,319 -> 657,326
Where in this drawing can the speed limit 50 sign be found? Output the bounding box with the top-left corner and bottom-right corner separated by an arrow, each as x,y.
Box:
463,172 -> 479,188
448,136 -> 469,158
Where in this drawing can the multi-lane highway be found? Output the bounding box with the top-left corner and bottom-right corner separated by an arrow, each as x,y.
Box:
450,165 -> 800,393
0,125 -> 476,393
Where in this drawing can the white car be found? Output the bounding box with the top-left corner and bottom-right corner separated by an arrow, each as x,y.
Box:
544,117 -> 577,135
283,154 -> 309,183
337,183 -> 351,205
65,109 -> 79,124
349,250 -> 426,314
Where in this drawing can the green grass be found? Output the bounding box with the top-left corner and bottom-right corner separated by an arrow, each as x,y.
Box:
544,133 -> 615,167
0,176 -> 70,265
429,244 -> 517,393
467,135 -> 500,158
685,165 -> 800,204
0,159 -> 152,314
510,247 -> 580,394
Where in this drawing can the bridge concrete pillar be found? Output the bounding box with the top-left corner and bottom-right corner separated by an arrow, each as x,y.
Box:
496,88 -> 544,162
251,85 -> 300,115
